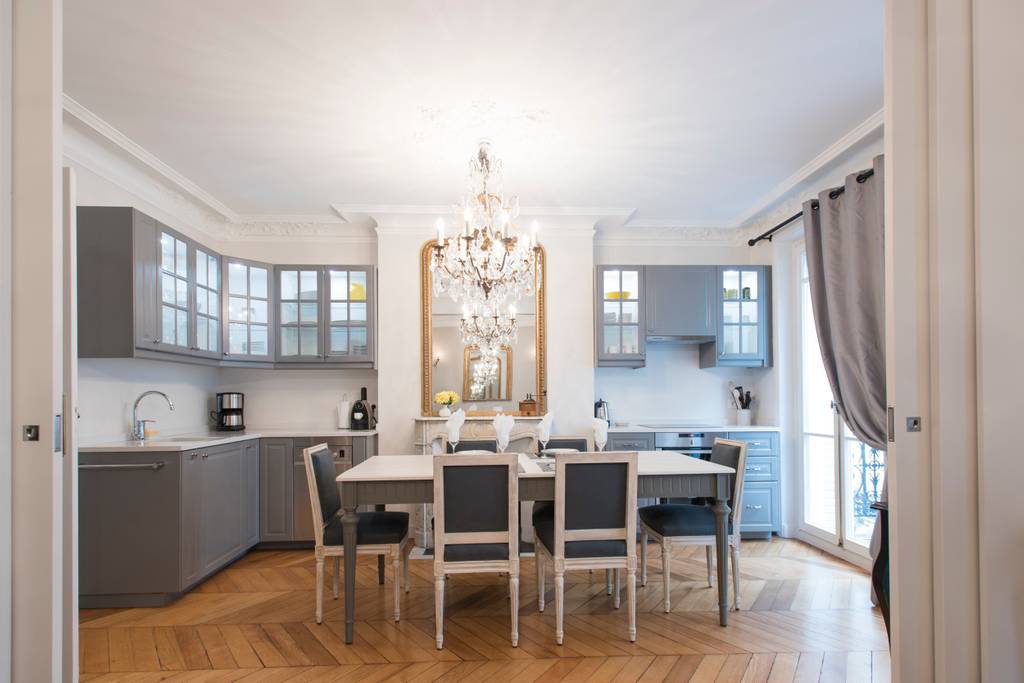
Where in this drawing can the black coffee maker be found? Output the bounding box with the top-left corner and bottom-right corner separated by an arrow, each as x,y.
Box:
211,392 -> 245,431
350,387 -> 373,430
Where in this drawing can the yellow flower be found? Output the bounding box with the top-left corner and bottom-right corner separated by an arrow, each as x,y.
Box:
434,390 -> 460,406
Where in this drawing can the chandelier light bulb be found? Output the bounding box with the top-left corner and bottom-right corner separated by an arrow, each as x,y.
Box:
435,217 -> 445,244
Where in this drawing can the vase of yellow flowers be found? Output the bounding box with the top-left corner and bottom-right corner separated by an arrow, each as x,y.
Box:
435,390 -> 460,417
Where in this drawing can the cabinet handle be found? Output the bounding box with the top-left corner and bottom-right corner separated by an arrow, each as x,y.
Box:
745,504 -> 764,510
79,462 -> 165,471
746,466 -> 763,472
202,452 -> 209,459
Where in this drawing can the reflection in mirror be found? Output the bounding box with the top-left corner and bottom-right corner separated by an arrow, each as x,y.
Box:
463,345 -> 511,401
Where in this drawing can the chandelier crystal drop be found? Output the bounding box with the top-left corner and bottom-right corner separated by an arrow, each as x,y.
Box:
430,141 -> 542,310
459,302 -> 518,355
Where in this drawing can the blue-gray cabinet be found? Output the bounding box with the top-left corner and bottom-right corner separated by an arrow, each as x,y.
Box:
596,265 -> 646,367
645,266 -> 717,339
700,266 -> 772,368
606,432 -> 656,451
728,431 -> 781,537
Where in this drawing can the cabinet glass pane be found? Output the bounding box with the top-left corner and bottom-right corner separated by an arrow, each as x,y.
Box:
621,301 -> 638,324
620,271 -> 639,300
741,271 -> 758,300
741,325 -> 759,354
280,302 -> 298,325
330,327 -> 348,354
280,271 -> 298,300
603,301 -> 620,323
723,270 -> 740,300
208,290 -> 219,318
197,289 -> 208,314
350,271 -> 367,301
208,319 -> 219,351
175,279 -> 188,307
603,269 -> 620,299
603,325 -> 621,354
741,302 -> 758,323
330,271 -> 347,300
330,303 -> 347,322
351,327 -> 368,355
722,325 -> 740,354
299,326 -> 318,355
196,253 -> 207,286
161,235 -> 175,271
621,325 -> 639,354
350,302 -> 367,322
175,241 -> 187,277
722,301 -> 740,324
299,271 -> 317,300
208,257 -> 218,287
196,316 -> 208,350
229,263 -> 247,295
229,323 -> 247,354
176,309 -> 188,344
229,297 -> 247,321
250,299 -> 267,324
280,327 -> 298,356
161,273 -> 175,303
162,306 -> 175,343
300,302 -> 318,323
250,325 -> 268,355
250,267 -> 267,298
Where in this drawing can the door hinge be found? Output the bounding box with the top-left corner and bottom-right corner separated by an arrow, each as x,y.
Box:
887,406 -> 896,443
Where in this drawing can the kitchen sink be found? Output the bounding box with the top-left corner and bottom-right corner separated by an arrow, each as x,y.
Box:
150,435 -> 232,442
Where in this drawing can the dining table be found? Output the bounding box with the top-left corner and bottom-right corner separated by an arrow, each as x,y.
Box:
335,451 -> 736,644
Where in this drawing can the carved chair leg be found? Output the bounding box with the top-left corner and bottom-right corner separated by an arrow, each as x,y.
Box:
434,575 -> 445,649
509,571 -> 520,647
315,557 -> 325,624
627,566 -> 637,642
731,543 -> 741,610
393,550 -> 402,622
555,571 -> 565,646
537,551 -> 546,612
613,568 -> 621,609
332,555 -> 340,599
640,531 -> 648,587
662,540 -> 672,613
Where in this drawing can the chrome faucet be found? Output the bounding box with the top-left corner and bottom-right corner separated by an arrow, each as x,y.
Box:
132,390 -> 175,441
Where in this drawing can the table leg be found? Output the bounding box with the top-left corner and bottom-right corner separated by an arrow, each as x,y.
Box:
342,500 -> 358,643
712,475 -> 731,627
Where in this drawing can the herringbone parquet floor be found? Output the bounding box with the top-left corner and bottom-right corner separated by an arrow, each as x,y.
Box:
80,538 -> 889,682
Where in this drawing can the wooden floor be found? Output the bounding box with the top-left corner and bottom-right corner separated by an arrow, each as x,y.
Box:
80,538 -> 889,682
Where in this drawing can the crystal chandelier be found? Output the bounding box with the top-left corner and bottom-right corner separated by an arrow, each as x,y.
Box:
470,353 -> 500,396
430,141 -> 542,309
459,302 -> 518,354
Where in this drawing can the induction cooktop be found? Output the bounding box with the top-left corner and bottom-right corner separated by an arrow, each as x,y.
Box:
637,422 -> 722,430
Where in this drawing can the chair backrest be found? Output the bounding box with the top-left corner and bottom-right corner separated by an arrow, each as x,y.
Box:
448,438 -> 498,454
553,451 -> 638,559
709,438 -> 749,528
302,443 -> 339,548
508,433 -> 538,454
539,436 -> 591,454
433,453 -> 519,560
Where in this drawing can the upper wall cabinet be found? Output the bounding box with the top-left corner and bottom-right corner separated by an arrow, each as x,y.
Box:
645,266 -> 717,339
595,265 -> 646,368
699,266 -> 772,368
224,258 -> 273,362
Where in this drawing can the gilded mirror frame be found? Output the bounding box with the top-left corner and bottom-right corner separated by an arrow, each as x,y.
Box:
421,240 -> 546,416
462,344 -> 512,401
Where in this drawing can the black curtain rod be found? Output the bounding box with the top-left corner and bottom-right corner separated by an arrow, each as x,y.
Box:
747,168 -> 875,247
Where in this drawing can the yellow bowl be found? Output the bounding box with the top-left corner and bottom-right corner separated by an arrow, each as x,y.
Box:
349,282 -> 366,301
606,291 -> 631,300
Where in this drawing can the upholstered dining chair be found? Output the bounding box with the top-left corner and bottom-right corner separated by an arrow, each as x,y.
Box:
536,435 -> 592,454
447,438 -> 498,453
433,453 -> 520,649
638,438 -> 748,611
533,451 -> 639,644
302,444 -> 413,624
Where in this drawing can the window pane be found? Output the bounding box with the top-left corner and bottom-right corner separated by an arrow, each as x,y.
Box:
350,326 -> 367,355
602,269 -> 620,299
804,434 -> 837,534
802,282 -> 834,434
300,302 -> 318,323
280,270 -> 298,300
250,267 -> 267,299
250,325 -> 268,355
741,270 -> 758,300
162,305 -> 175,344
175,278 -> 188,307
280,327 -> 298,356
603,325 -> 621,354
280,302 -> 298,325
330,326 -> 348,354
250,299 -> 267,324
176,308 -> 188,346
161,273 -> 175,304
229,323 -> 247,354
741,325 -> 758,354
602,301 -> 620,323
330,302 -> 347,323
843,440 -> 886,548
196,253 -> 207,287
741,301 -> 758,323
175,240 -> 187,277
299,271 -> 317,300
350,302 -> 366,322
196,287 -> 208,314
620,301 -> 638,324
229,297 -> 247,322
722,270 -> 740,299
330,270 -> 347,301
161,234 -> 174,271
620,270 -> 639,300
722,325 -> 740,354
722,301 -> 740,324
299,326 -> 318,355
196,316 -> 208,350
229,262 -> 247,295
621,325 -> 639,354
350,271 -> 367,301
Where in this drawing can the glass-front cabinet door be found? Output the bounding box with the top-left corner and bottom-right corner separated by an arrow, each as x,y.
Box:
224,258 -> 272,360
713,266 -> 770,367
192,247 -> 220,357
158,230 -> 191,351
596,265 -> 645,367
325,267 -> 373,362
276,267 -> 323,361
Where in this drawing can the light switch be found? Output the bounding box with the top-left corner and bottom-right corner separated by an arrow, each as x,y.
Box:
906,416 -> 922,432
22,425 -> 40,441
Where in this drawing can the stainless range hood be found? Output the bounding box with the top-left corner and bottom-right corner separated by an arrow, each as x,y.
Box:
645,334 -> 714,344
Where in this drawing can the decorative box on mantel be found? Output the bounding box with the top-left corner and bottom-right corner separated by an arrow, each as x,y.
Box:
413,415 -> 543,454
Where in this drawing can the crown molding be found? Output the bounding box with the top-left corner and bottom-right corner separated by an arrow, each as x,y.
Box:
595,225 -> 742,248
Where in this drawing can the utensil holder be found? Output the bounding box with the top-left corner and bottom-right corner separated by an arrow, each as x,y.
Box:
736,408 -> 752,426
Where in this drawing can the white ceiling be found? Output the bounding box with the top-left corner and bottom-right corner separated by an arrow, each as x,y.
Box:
64,0 -> 882,225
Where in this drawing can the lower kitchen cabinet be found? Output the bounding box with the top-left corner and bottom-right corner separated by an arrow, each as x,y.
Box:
729,431 -> 782,537
259,438 -> 294,541
607,432 -> 655,451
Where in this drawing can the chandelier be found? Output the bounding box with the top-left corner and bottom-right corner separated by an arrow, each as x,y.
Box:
459,303 -> 518,354
470,353 -> 500,397
430,141 -> 542,310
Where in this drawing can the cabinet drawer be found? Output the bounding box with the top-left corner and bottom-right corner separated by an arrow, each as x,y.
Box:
728,432 -> 779,455
739,482 -> 779,532
742,456 -> 777,481
608,433 -> 655,451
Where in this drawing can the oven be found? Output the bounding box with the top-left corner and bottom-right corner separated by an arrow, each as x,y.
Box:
653,432 -> 715,503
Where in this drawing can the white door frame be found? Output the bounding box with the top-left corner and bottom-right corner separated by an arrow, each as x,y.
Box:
0,0 -> 14,678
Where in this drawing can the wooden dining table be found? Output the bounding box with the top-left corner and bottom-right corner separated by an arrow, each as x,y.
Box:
335,451 -> 736,644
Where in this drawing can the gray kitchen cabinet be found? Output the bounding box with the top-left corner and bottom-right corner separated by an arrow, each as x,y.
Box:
700,266 -> 772,368
645,266 -> 717,339
596,265 -> 646,368
243,440 -> 260,546
180,450 -> 203,588
728,431 -> 781,537
259,438 -> 294,542
200,442 -> 246,574
607,432 -> 655,451
223,257 -> 274,363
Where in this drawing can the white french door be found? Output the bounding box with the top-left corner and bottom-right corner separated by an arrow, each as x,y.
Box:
797,246 -> 886,557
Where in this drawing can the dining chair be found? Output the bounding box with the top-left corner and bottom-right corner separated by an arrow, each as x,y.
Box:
638,438 -> 748,611
536,435 -> 592,454
302,444 -> 413,624
433,453 -> 520,649
447,438 -> 498,453
533,451 -> 639,644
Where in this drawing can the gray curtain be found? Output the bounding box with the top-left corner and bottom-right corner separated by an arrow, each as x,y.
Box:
803,155 -> 887,451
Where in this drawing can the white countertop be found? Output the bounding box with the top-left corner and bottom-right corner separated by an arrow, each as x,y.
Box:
608,423 -> 779,433
337,451 -> 733,482
415,415 -> 542,421
80,428 -> 377,453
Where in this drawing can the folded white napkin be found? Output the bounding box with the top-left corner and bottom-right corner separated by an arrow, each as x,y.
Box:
446,409 -> 466,448
493,414 -> 515,452
592,417 -> 609,451
536,412 -> 553,445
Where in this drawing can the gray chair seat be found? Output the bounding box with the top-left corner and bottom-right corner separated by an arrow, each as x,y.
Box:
534,519 -> 627,558
323,511 -> 410,546
638,503 -> 733,537
443,543 -> 509,562
532,500 -> 554,525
